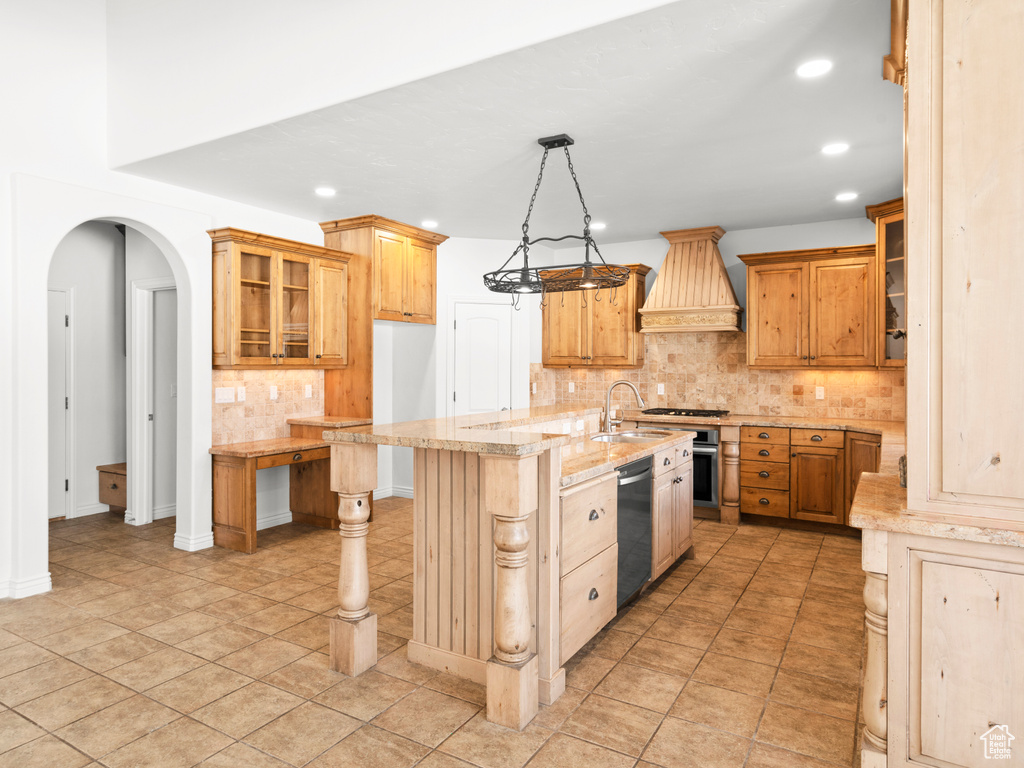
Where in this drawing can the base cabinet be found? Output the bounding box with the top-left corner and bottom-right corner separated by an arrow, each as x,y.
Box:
790,447 -> 844,525
652,444 -> 694,582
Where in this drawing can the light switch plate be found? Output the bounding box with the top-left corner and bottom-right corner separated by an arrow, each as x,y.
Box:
575,420 -> 584,431
236,387 -> 245,402
270,385 -> 279,401
304,384 -> 313,398
815,386 -> 825,400
657,383 -> 665,395
214,387 -> 234,404
568,382 -> 575,393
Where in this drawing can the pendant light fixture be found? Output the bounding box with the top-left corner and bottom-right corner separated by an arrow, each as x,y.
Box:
483,134 -> 630,296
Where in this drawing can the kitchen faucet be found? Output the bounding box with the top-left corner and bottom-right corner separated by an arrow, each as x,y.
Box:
603,380 -> 645,432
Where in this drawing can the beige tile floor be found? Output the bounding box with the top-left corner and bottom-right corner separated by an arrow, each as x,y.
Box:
0,498 -> 867,768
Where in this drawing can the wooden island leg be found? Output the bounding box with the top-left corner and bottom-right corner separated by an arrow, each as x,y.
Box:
720,425 -> 740,525
861,529 -> 888,768
482,454 -> 539,731
328,443 -> 378,676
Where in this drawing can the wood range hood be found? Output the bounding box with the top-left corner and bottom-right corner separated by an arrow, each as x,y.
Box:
639,225 -> 743,333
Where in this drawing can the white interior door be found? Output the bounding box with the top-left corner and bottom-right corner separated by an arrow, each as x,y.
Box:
453,302 -> 512,416
152,289 -> 177,518
47,290 -> 69,519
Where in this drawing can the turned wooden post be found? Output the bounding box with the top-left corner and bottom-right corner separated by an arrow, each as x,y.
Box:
481,453 -> 539,730
328,442 -> 378,676
720,425 -> 740,525
860,528 -> 888,768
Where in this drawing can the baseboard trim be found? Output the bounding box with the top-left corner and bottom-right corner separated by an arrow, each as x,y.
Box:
173,532 -> 214,552
257,511 -> 293,531
153,504 -> 176,520
1,573 -> 53,599
392,485 -> 414,499
75,502 -> 109,519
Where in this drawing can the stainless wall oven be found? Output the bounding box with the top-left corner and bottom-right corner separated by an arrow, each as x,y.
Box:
638,424 -> 719,508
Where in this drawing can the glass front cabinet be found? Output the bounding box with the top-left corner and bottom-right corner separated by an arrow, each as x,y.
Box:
211,229 -> 349,368
866,197 -> 906,367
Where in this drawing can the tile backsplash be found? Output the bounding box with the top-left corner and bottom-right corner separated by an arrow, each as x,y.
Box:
531,331 -> 906,422
212,369 -> 324,445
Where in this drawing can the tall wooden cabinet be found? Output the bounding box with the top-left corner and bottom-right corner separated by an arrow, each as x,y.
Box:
866,197 -> 906,367
542,264 -> 650,368
210,229 -> 351,369
651,443 -> 694,582
740,246 -> 877,369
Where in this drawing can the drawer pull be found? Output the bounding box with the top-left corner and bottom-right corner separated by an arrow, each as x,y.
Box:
588,588 -> 599,601
758,449 -> 770,457
109,483 -> 118,490
663,457 -> 671,466
589,509 -> 599,521
758,471 -> 769,478
758,432 -> 770,439
759,498 -> 770,505
292,453 -> 303,461
810,435 -> 823,442
681,449 -> 689,457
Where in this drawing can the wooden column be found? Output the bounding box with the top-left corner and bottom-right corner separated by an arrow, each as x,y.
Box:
861,529 -> 888,768
328,442 -> 378,676
481,453 -> 539,730
720,425 -> 740,525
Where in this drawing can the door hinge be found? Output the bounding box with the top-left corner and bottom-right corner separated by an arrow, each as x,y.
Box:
65,396 -> 68,410
65,314 -> 69,327
453,320 -> 456,330
453,392 -> 456,402
65,479 -> 69,492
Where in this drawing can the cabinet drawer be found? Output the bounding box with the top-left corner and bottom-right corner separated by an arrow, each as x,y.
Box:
561,475 -> 617,576
740,442 -> 790,464
560,544 -> 617,664
654,447 -> 676,477
791,428 -> 844,449
256,447 -> 330,470
740,461 -> 790,491
98,471 -> 127,509
740,426 -> 790,445
740,487 -> 790,518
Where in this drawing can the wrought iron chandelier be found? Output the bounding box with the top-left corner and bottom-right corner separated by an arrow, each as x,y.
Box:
483,134 -> 630,296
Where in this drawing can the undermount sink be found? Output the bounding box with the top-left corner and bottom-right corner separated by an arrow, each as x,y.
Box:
591,430 -> 673,444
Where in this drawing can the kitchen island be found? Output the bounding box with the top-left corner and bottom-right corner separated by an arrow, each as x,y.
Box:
322,405 -> 694,729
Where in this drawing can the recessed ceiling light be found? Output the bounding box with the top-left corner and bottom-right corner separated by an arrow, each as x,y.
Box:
421,220 -> 438,229
314,187 -> 336,197
797,59 -> 833,78
822,142 -> 850,155
590,222 -> 607,231
835,191 -> 858,202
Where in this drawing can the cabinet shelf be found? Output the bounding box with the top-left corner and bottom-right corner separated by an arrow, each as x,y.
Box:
887,291 -> 905,297
282,284 -> 308,291
240,279 -> 270,286
241,327 -> 270,333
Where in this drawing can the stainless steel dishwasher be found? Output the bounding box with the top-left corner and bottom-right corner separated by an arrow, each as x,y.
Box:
616,456 -> 653,608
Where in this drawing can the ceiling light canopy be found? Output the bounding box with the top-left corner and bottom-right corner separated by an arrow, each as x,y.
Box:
314,186 -> 336,197
590,222 -> 607,230
797,59 -> 833,78
835,191 -> 858,201
421,220 -> 439,229
483,134 -> 629,298
821,142 -> 850,155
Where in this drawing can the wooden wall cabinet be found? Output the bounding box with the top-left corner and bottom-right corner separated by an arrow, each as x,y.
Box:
651,444 -> 694,582
210,228 -> 352,369
373,228 -> 441,324
740,247 -> 877,369
866,197 -> 906,367
542,264 -> 650,368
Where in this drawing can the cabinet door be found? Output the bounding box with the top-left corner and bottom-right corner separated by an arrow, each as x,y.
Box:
542,290 -> 588,366
877,211 -> 906,367
651,473 -> 676,581
747,262 -> 809,367
373,230 -> 406,321
844,431 -> 881,519
673,460 -> 694,559
809,257 -> 876,367
588,282 -> 633,366
313,259 -> 348,367
234,244 -> 275,365
404,239 -> 436,324
790,447 -> 844,524
277,252 -> 313,366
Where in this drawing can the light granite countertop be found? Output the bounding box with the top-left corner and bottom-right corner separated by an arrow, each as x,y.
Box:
558,431 -> 695,487
209,436 -> 331,458
287,416 -> 373,429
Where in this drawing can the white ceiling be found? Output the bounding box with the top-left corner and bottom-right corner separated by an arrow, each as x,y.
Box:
119,0 -> 903,245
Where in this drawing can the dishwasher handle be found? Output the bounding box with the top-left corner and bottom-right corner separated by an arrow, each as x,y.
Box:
618,467 -> 653,487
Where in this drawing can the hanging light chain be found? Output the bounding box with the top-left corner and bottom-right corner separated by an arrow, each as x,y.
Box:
521,148 -> 550,241
563,146 -> 592,231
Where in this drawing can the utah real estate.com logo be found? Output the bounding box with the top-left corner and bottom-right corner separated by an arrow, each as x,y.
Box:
980,725 -> 1015,760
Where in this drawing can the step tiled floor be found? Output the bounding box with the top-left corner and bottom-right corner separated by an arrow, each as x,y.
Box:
0,499 -> 866,768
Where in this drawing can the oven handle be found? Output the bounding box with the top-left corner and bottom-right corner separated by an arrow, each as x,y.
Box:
691,446 -> 718,455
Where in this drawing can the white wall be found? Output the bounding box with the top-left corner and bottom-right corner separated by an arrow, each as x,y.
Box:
48,222 -> 128,517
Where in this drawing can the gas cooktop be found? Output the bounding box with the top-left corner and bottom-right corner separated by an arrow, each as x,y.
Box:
641,408 -> 730,418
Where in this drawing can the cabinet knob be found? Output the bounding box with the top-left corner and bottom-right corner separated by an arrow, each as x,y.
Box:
758,432 -> 770,439
589,509 -> 599,521
810,355 -> 816,360
681,449 -> 689,457
802,355 -> 808,360
758,471 -> 769,478
811,435 -> 823,442
758,449 -> 770,457
315,354 -> 322,359
759,498 -> 770,505
588,588 -> 599,601
292,453 -> 303,461
664,457 -> 671,466
109,483 -> 118,490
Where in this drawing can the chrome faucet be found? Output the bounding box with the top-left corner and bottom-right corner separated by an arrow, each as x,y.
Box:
603,380 -> 645,432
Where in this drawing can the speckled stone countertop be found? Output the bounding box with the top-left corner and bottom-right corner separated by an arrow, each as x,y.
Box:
287,416 -> 373,429
849,473 -> 1024,548
209,436 -> 330,458
559,431 -> 695,488
323,405 -> 603,456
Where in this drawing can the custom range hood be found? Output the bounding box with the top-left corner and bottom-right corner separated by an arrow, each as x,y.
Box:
639,225 -> 743,333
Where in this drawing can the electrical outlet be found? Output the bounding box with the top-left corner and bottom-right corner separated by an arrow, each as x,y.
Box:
657,383 -> 665,395
214,387 -> 234,404
568,382 -> 575,393
575,420 -> 584,432
270,385 -> 279,401
815,386 -> 825,400
532,382 -> 537,394
236,387 -> 245,402
304,384 -> 313,398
